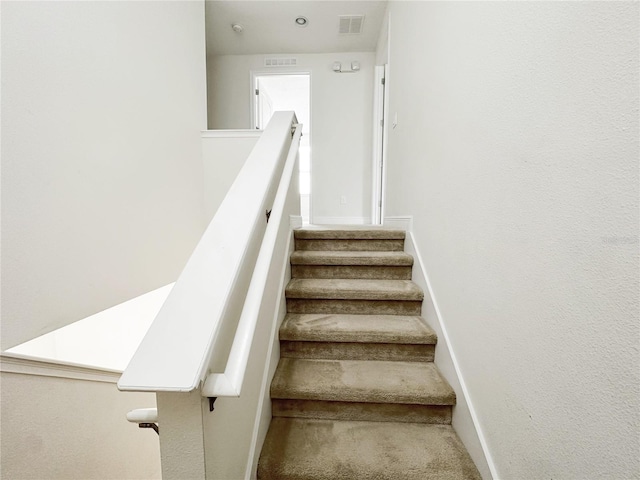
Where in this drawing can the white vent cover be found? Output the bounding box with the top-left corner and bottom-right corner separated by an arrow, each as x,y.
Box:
264,57 -> 298,67
338,15 -> 365,34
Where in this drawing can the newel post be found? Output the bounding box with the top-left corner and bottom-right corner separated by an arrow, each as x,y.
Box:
156,390 -> 207,479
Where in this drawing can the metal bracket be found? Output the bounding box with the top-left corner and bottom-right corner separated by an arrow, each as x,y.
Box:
291,123 -> 302,138
208,397 -> 218,412
139,423 -> 159,435
266,209 -> 272,223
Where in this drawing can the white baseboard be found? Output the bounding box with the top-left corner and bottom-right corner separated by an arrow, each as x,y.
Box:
312,216 -> 368,225
201,130 -> 262,139
290,215 -> 303,229
383,215 -> 413,230
0,353 -> 121,384
404,229 -> 497,480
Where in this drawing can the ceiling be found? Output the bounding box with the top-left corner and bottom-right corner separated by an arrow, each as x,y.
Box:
205,1 -> 388,56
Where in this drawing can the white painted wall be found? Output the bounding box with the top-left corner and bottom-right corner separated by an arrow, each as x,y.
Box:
383,2 -> 639,479
1,1 -> 208,350
0,370 -> 161,479
375,8 -> 389,66
202,131 -> 261,224
207,53 -> 374,224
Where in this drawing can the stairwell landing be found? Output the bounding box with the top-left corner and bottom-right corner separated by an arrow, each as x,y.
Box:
257,228 -> 481,480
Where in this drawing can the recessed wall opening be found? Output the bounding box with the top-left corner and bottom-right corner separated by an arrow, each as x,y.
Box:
252,73 -> 311,224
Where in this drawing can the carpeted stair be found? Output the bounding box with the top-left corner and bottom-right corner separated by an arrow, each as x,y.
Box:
257,228 -> 481,480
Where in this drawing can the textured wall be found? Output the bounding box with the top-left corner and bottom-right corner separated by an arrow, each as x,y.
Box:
0,372 -> 160,479
384,2 -> 639,478
1,1 -> 207,350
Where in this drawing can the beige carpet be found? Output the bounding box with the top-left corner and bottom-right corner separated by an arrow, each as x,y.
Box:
257,229 -> 481,480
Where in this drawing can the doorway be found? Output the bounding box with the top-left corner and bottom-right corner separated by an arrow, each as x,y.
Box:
252,73 -> 311,224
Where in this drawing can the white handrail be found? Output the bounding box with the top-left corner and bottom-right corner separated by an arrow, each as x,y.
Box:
118,112 -> 298,392
201,124 -> 302,398
126,408 -> 158,424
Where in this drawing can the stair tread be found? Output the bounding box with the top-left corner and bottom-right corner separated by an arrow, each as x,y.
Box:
271,358 -> 455,405
280,313 -> 436,344
291,250 -> 413,266
294,228 -> 405,240
286,278 -> 424,301
259,228 -> 481,478
258,417 -> 482,480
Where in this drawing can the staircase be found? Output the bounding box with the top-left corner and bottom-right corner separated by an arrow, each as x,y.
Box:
257,228 -> 481,480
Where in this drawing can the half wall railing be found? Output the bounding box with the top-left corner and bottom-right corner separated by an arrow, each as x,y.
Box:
118,112 -> 301,478
118,111 -> 299,393
201,120 -> 302,401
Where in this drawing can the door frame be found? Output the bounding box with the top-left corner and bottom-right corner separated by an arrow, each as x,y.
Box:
250,71 -> 313,224
249,70 -> 311,130
371,64 -> 388,225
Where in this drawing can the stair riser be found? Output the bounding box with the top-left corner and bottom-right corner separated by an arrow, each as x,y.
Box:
287,299 -> 422,316
292,265 -> 412,280
295,239 -> 404,252
280,341 -> 435,362
272,399 -> 451,425
294,230 -> 406,240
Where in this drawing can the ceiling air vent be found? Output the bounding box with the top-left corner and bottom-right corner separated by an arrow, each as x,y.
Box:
264,57 -> 298,67
338,15 -> 365,35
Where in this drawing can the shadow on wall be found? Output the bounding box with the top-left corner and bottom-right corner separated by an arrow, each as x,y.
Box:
5,284 -> 175,371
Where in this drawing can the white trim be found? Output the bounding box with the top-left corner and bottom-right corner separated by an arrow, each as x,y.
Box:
372,65 -> 386,225
201,130 -> 262,139
0,353 -> 121,384
290,215 -> 303,230
404,230 -> 498,480
312,216 -> 368,225
379,63 -> 390,224
383,215 -> 413,231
